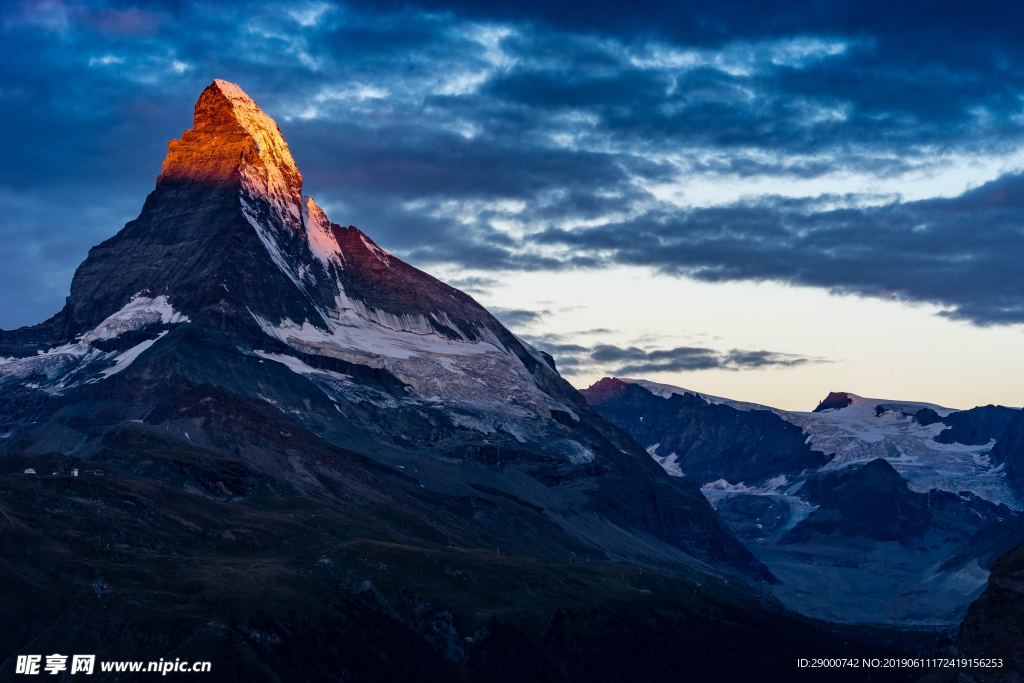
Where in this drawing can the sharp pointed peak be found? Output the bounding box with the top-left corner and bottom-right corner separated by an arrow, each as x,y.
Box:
159,79 -> 301,189
304,195 -> 328,222
208,78 -> 253,100
812,391 -> 859,412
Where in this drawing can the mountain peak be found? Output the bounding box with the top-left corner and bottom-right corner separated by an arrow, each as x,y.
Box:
580,377 -> 631,405
159,79 -> 302,200
812,391 -> 859,412
209,77 -> 251,100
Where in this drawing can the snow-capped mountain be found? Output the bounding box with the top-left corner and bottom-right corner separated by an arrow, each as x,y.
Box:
582,377 -> 1024,626
1,81 -> 774,578
789,392 -> 1019,507
0,81 -> 860,679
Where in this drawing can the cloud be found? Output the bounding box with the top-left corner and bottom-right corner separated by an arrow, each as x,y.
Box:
526,337 -> 827,376
597,344 -> 824,374
536,172 -> 1024,326
1,0 -> 1024,333
444,275 -> 500,294
489,306 -> 550,328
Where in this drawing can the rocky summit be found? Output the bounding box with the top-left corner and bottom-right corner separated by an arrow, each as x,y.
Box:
0,81 -> 934,681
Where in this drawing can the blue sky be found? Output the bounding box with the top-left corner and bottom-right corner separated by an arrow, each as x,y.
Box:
2,0 -> 1023,408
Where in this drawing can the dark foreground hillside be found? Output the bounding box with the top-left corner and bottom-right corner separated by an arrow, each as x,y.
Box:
0,440 -> 943,682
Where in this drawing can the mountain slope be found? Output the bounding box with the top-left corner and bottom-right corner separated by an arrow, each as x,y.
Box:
0,80 -> 767,581
786,458 -> 931,543
1,81 -> 925,679
991,410 -> 1024,497
584,377 -> 831,485
582,377 -> 1022,626
0,444 -> 933,681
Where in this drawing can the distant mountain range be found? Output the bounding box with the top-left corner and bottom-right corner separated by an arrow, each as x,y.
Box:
582,378 -> 1024,627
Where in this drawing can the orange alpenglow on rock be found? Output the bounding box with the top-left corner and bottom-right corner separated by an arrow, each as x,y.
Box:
158,79 -> 304,222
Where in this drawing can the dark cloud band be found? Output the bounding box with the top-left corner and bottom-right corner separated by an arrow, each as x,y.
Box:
526,338 -> 827,376
535,173 -> 1024,326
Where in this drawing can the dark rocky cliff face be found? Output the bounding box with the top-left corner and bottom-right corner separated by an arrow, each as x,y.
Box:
781,458 -> 1010,547
919,405 -> 1021,446
990,409 -> 1024,496
582,377 -> 831,485
813,391 -> 855,412
955,542 -> 1024,681
786,459 -> 932,542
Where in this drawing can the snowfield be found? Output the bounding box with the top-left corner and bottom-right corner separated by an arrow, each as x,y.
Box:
786,396 -> 1014,507
252,290 -> 592,465
621,379 -> 1017,509
0,294 -> 188,394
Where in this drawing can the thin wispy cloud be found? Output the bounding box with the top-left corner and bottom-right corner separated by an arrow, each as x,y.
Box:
525,335 -> 829,377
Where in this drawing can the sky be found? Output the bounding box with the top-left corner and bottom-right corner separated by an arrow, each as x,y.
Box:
1,0 -> 1023,410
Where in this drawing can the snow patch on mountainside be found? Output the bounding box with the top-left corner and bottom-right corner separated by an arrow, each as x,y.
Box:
623,379 -> 1017,508
252,297 -> 596,464
302,196 -> 343,268
785,402 -> 1014,507
82,294 -> 189,342
654,452 -> 683,477
646,443 -> 684,476
253,308 -> 497,362
241,193 -> 308,294
100,332 -> 168,378
702,474 -> 792,496
701,475 -> 819,541
0,294 -> 187,393
563,440 -> 597,464
359,234 -> 392,266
